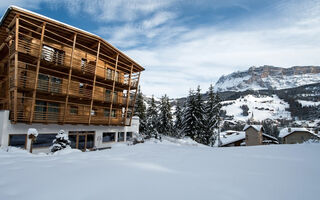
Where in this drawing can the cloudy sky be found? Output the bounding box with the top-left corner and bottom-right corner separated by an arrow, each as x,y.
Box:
1,0 -> 320,97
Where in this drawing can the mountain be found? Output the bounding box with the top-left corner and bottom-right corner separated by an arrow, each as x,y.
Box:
214,65 -> 320,92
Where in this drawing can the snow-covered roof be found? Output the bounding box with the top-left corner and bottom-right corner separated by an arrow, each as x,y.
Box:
216,131 -> 246,146
279,127 -> 317,138
262,133 -> 278,142
243,125 -> 263,132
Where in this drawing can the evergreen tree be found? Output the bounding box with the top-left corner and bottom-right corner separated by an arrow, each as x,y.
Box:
182,89 -> 198,139
193,85 -> 206,144
134,86 -> 147,134
50,130 -> 71,153
158,94 -> 173,136
146,95 -> 159,138
174,103 -> 184,138
204,84 -> 222,145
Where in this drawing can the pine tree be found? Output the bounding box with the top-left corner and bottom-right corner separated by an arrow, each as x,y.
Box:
193,85 -> 206,144
146,95 -> 159,138
134,86 -> 147,134
174,103 -> 184,138
204,84 -> 222,145
50,130 -> 71,153
158,94 -> 173,136
182,89 -> 198,139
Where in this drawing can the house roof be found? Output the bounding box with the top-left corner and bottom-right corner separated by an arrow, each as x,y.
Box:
279,127 -> 318,138
0,5 -> 144,72
216,131 -> 246,147
243,125 -> 263,132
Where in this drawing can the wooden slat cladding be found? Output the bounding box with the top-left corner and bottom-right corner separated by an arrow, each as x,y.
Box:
0,8 -> 143,126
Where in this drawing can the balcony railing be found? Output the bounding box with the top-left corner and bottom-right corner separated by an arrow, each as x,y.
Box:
11,39 -> 138,88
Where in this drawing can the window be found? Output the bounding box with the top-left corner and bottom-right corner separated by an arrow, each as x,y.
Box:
115,71 -> 119,81
35,101 -> 60,121
42,45 -> 65,65
50,77 -> 62,93
32,134 -> 56,148
111,109 -> 116,118
104,109 -> 110,117
35,100 -> 47,120
106,68 -> 112,80
9,134 -> 27,148
38,74 -> 49,91
70,106 -> 78,115
91,108 -> 97,116
126,132 -> 133,140
105,90 -> 111,102
118,132 -> 125,142
113,91 -> 118,103
79,83 -> 84,94
103,132 -> 116,142
81,58 -> 87,72
47,102 -> 60,121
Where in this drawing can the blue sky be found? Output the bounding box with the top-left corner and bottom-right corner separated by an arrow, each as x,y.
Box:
1,0 -> 320,97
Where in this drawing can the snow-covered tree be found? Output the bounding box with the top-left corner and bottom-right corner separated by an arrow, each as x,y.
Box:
145,96 -> 159,138
134,86 -> 147,134
204,84 -> 222,145
158,94 -> 173,136
193,86 -> 206,144
173,103 -> 184,138
182,89 -> 198,139
50,130 -> 71,153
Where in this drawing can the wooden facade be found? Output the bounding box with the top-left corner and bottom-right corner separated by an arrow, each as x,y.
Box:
0,6 -> 144,126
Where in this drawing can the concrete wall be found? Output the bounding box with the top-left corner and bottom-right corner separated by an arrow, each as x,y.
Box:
0,110 -> 139,153
245,127 -> 262,146
284,131 -> 317,144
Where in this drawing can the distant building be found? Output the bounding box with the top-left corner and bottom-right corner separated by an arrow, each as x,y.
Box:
279,128 -> 320,144
243,125 -> 278,146
216,125 -> 278,147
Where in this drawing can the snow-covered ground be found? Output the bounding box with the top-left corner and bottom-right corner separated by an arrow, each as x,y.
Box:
0,139 -> 319,200
222,94 -> 291,121
297,100 -> 320,107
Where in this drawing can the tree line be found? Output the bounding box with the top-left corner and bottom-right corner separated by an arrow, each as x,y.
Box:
134,84 -> 222,146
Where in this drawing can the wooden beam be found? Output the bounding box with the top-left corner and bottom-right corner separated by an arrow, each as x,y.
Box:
88,41 -> 101,125
13,16 -> 19,123
29,22 -> 46,123
129,72 -> 141,125
63,33 -> 77,123
108,53 -> 119,125
123,64 -> 133,125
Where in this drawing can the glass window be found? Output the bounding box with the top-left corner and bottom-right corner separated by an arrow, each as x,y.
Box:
70,106 -> 78,115
86,134 -> 94,149
104,109 -> 110,117
32,134 -> 56,148
9,134 -> 26,148
126,132 -> 133,140
79,83 -> 84,94
107,68 -> 112,80
118,132 -> 125,142
69,135 -> 77,148
111,109 -> 116,118
35,100 -> 47,120
81,58 -> 87,72
91,108 -> 97,116
48,102 -> 60,121
103,132 -> 116,142
115,71 -> 119,81
38,74 -> 49,91
105,90 -> 111,102
50,77 -> 62,93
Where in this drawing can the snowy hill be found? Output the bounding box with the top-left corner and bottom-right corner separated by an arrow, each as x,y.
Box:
214,65 -> 320,92
1,142 -> 319,200
222,94 -> 291,121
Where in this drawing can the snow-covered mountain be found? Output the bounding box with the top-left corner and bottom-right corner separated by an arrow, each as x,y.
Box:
214,65 -> 320,92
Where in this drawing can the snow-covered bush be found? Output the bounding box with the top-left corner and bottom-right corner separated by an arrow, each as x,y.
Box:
50,130 -> 71,153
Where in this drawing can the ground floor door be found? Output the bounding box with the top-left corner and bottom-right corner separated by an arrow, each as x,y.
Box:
69,131 -> 95,151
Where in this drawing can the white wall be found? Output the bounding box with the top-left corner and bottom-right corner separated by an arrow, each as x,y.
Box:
0,110 -> 140,153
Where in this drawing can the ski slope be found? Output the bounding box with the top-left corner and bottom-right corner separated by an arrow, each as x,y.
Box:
0,140 -> 319,200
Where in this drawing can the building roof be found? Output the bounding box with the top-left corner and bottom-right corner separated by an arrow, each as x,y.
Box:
216,131 -> 246,147
279,127 -> 318,138
0,5 -> 144,72
243,125 -> 263,132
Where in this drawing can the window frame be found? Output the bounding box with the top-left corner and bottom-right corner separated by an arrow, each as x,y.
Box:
8,134 -> 27,149
102,132 -> 116,143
